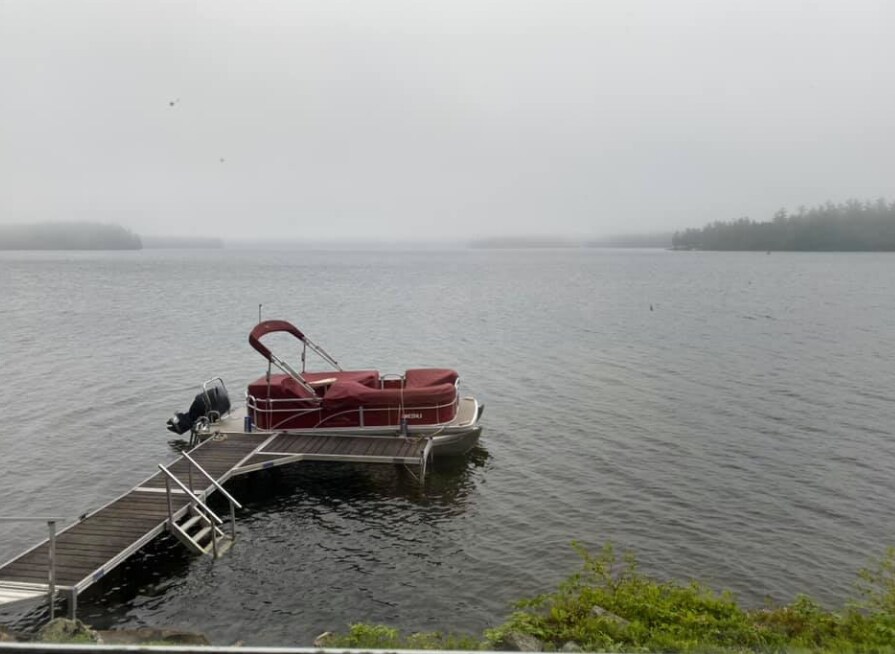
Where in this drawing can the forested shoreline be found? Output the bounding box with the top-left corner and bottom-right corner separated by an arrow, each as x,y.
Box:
0,222 -> 142,250
673,199 -> 895,251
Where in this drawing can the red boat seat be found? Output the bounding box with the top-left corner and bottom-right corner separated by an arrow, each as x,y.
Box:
248,371 -> 380,400
248,375 -> 315,400
404,368 -> 458,388
323,380 -> 457,411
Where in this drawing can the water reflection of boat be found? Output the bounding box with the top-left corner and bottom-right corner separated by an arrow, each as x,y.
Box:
167,319 -> 484,456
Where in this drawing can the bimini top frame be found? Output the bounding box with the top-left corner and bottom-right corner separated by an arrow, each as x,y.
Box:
248,320 -> 343,395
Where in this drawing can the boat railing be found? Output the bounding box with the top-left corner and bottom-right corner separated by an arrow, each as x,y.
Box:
244,393 -> 321,428
378,373 -> 405,388
313,396 -> 460,429
0,516 -> 68,619
201,376 -> 231,423
244,393 -> 460,431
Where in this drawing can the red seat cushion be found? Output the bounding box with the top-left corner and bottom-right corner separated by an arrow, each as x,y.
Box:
404,368 -> 458,388
248,374 -> 316,400
323,381 -> 456,410
248,371 -> 380,400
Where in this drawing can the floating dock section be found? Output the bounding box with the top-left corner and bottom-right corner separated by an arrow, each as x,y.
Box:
0,428 -> 431,617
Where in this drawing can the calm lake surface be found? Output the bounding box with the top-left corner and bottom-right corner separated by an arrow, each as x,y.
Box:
1,248 -> 894,643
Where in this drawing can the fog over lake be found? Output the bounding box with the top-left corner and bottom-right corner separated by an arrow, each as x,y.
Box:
2,0 -> 894,240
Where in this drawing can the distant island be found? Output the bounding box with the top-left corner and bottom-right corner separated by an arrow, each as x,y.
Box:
673,199 -> 895,251
0,222 -> 142,250
0,223 -> 229,251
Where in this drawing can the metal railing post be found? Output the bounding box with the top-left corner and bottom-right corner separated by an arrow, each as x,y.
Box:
1,516 -> 69,622
165,475 -> 174,526
420,439 -> 434,486
47,520 -> 56,621
211,523 -> 218,559
229,501 -> 236,540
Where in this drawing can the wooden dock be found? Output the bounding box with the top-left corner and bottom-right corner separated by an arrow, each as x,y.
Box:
0,429 -> 431,617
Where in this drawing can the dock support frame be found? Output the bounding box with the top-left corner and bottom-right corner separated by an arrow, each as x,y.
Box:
47,520 -> 56,621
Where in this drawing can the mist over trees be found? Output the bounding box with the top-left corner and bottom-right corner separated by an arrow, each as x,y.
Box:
587,232 -> 672,248
0,222 -> 142,250
141,236 -> 223,249
673,199 -> 895,251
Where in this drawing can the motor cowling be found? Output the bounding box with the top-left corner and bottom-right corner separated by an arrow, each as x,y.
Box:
166,384 -> 231,434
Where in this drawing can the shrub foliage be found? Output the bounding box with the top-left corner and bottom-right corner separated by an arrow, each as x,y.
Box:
325,543 -> 895,652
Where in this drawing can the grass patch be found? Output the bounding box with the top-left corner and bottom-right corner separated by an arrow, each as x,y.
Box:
321,623 -> 482,650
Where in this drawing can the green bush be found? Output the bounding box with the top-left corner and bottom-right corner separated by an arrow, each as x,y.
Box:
487,543 -> 895,653
325,544 -> 895,653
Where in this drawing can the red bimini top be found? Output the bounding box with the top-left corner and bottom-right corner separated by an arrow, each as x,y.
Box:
249,320 -> 305,362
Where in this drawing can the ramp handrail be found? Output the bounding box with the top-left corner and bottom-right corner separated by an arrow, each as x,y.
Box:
157,464 -> 223,525
182,452 -> 243,509
182,451 -> 241,542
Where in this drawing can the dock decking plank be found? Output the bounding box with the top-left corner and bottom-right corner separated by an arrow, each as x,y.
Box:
359,438 -> 380,457
331,438 -> 356,456
285,434 -> 312,453
68,518 -> 160,532
371,439 -> 393,457
312,436 -> 338,454
272,433 -> 300,452
13,551 -> 117,568
3,561 -> 100,578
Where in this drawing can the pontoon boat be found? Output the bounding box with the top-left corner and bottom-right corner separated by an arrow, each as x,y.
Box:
167,320 -> 483,455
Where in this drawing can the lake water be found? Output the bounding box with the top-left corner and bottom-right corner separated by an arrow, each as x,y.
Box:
1,248 -> 894,644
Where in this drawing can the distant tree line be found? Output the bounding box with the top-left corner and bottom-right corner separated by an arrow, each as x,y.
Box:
673,199 -> 895,251
0,222 -> 142,250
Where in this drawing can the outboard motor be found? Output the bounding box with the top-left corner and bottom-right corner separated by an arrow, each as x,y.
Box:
167,381 -> 231,435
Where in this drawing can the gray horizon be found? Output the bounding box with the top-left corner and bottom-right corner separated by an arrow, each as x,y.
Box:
2,0 -> 894,240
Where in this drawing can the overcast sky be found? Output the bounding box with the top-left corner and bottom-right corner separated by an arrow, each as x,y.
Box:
1,0 -> 894,240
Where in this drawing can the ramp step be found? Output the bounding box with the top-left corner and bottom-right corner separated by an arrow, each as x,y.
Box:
179,514 -> 204,533
193,526 -> 212,545
169,523 -> 206,555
